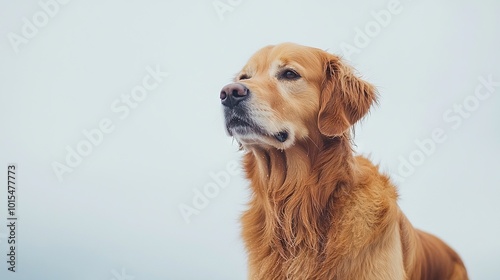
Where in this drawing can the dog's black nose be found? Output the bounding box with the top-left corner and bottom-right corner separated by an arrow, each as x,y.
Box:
220,83 -> 249,108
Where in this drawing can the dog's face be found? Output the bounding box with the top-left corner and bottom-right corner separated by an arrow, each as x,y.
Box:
220,43 -> 376,150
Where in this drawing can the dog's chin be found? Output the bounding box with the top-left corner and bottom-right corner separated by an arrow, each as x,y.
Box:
226,121 -> 292,150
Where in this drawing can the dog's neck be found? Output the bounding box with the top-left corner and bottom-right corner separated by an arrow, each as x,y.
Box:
244,134 -> 355,195
242,132 -> 356,256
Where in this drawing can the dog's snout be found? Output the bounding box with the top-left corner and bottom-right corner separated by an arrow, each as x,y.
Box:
220,83 -> 249,108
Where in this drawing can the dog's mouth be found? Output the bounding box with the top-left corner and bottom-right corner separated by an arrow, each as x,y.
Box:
225,115 -> 289,144
227,116 -> 251,129
225,115 -> 264,137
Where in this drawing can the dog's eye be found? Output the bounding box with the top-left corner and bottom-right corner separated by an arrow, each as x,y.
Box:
279,69 -> 301,80
238,74 -> 250,80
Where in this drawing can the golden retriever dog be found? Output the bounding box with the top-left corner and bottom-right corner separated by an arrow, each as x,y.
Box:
219,43 -> 468,280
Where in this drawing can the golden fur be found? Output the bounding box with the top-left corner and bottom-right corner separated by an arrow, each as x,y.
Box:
220,43 -> 468,279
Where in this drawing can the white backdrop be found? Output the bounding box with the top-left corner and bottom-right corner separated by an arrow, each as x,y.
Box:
1,0 -> 499,279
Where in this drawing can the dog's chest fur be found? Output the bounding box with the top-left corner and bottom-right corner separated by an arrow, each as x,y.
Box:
240,142 -> 402,279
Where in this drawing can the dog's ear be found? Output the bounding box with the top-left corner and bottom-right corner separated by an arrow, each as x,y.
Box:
317,54 -> 377,137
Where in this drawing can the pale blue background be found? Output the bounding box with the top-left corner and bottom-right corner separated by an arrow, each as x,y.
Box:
0,0 -> 499,279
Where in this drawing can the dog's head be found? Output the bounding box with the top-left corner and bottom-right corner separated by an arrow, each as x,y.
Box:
220,43 -> 377,150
